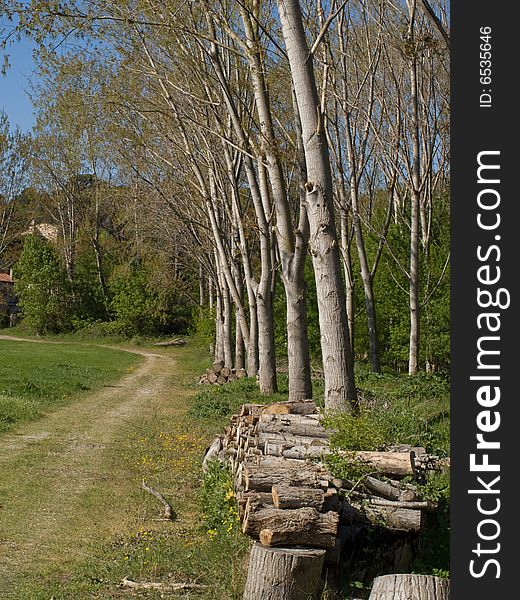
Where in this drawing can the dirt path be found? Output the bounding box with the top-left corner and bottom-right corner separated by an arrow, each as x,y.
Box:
0,341 -> 187,596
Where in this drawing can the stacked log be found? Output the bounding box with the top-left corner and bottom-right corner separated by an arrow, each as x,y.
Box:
201,400 -> 449,598
203,400 -> 439,543
199,360 -> 248,385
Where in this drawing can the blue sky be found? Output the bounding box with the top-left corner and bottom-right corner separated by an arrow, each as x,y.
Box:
0,36 -> 38,132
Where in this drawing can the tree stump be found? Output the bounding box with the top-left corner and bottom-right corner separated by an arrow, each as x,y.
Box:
368,574 -> 450,600
243,543 -> 325,600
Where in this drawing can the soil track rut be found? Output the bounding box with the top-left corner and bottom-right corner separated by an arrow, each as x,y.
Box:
0,339 -> 177,594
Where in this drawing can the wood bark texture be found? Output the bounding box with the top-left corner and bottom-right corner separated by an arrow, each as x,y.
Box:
369,574 -> 450,600
243,543 -> 325,600
243,503 -> 338,548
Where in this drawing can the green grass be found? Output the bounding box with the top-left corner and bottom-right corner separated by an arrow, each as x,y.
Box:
355,367 -> 450,457
0,323 -> 185,346
0,339 -> 139,432
0,337 -> 450,597
0,342 -> 251,599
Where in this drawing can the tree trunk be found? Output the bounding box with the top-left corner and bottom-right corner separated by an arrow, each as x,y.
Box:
248,291 -> 259,377
285,277 -> 313,401
257,278 -> 277,394
222,278 -> 233,368
199,264 -> 205,306
206,30 -> 275,389
340,207 -> 355,356
208,276 -> 214,309
239,14 -> 312,401
345,113 -> 380,373
243,543 -> 325,600
214,285 -> 224,363
369,574 -> 450,600
235,311 -> 246,371
408,16 -> 421,375
277,0 -> 357,411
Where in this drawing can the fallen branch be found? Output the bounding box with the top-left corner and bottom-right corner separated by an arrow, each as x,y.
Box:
153,338 -> 187,347
142,480 -> 176,520
121,577 -> 206,591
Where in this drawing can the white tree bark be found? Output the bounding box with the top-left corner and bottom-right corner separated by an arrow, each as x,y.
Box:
277,0 -> 357,410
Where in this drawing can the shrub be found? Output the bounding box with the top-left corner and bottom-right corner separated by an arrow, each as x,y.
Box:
191,306 -> 216,348
108,265 -> 192,337
14,235 -> 72,334
200,461 -> 240,538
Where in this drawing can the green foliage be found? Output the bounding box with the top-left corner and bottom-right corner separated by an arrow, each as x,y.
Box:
323,452 -> 376,483
356,368 -> 450,456
189,375 -> 289,425
351,192 -> 450,372
200,461 -> 240,538
72,319 -> 134,340
413,471 -> 450,575
14,235 -> 72,334
191,306 -> 216,348
323,369 -> 449,461
108,265 -> 192,337
324,411 -> 386,451
189,377 -> 269,422
70,252 -> 109,324
322,366 -> 450,579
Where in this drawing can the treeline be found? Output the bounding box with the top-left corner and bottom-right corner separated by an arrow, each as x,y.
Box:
0,0 -> 450,412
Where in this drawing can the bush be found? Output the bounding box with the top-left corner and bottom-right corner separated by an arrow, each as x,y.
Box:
191,306 -> 216,348
324,411 -> 387,452
189,377 -> 270,422
108,266 -> 192,337
14,235 -> 73,334
73,319 -> 134,339
200,461 -> 240,538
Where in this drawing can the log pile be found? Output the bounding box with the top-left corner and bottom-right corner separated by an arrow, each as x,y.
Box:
199,360 -> 248,385
202,400 -> 450,598
203,399 -> 442,556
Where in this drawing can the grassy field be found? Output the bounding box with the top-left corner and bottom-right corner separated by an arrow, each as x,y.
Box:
0,337 -> 449,598
0,339 -> 139,432
0,340 -> 253,598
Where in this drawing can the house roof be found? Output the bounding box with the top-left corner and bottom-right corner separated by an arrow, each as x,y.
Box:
0,273 -> 14,283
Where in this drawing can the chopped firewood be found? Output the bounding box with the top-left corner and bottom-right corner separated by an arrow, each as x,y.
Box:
271,484 -> 325,510
363,475 -> 417,502
347,491 -> 435,511
261,399 -> 317,415
338,450 -> 416,478
242,502 -> 338,548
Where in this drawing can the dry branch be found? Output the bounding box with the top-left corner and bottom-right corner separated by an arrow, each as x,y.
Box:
121,577 -> 206,591
141,480 -> 175,520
